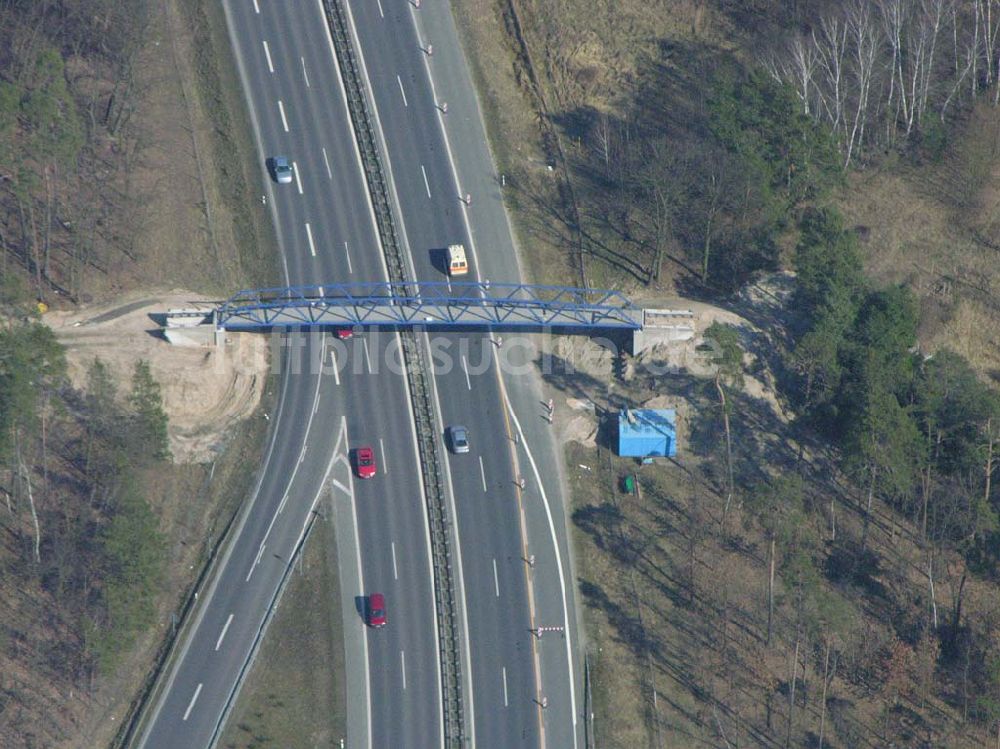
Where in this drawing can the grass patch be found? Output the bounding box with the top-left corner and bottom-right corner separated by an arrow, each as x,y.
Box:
218,516 -> 347,749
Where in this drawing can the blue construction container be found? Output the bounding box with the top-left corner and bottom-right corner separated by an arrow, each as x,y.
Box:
617,408 -> 676,458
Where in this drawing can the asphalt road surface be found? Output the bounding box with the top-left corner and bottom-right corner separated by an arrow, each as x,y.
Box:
135,0 -> 581,747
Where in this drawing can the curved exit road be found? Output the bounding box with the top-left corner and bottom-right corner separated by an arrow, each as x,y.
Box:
134,0 -> 583,747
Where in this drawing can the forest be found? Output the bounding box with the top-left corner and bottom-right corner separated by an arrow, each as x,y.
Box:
455,0 -> 1000,744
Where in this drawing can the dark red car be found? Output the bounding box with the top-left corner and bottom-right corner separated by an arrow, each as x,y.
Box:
334,327 -> 354,340
368,593 -> 387,628
355,446 -> 376,479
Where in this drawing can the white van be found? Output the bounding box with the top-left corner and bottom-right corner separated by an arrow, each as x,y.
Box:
446,244 -> 468,276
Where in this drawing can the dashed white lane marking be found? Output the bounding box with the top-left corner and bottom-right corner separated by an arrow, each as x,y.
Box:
391,541 -> 399,580
215,614 -> 234,651
502,667 -> 509,707
479,456 -> 487,492
330,349 -> 341,386
396,74 -> 408,107
344,241 -> 354,274
461,355 -> 471,390
379,437 -> 387,474
252,0 -> 260,14
322,147 -> 333,180
262,40 -> 273,73
277,99 -> 289,132
182,683 -> 203,721
313,392 -> 321,414
493,557 -> 500,597
420,164 -> 431,198
401,650 -> 407,690
376,0 -> 384,17
362,337 -> 372,374
301,56 -> 310,87
305,222 -> 316,256
293,161 -> 303,194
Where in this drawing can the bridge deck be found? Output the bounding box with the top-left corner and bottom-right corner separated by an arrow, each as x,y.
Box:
216,281 -> 643,330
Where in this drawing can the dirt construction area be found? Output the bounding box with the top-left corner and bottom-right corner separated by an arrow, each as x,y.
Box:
45,290 -> 269,464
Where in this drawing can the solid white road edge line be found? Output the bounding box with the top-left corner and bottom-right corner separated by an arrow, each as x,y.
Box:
338,414 -> 374,749
505,398 -> 579,734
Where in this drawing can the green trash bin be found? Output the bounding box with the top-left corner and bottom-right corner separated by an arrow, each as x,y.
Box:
623,475 -> 635,495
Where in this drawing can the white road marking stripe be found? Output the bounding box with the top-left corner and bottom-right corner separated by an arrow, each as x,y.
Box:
332,477 -> 350,494
277,99 -> 289,132
215,614 -> 234,651
293,161 -> 303,194
322,147 -> 333,180
313,392 -> 321,414
376,0 -> 384,17
318,285 -> 325,296
331,349 -> 340,385
493,558 -> 500,597
305,222 -> 316,257
391,541 -> 399,580
479,455 -> 487,492
461,355 -> 471,390
301,56 -> 310,87
362,337 -> 372,374
379,437 -> 387,474
421,164 -> 431,198
502,667 -> 508,707
396,74 -> 408,107
401,650 -> 407,690
262,40 -> 273,73
246,543 -> 266,582
182,683 -> 203,721
344,241 -> 353,274
252,0 -> 260,14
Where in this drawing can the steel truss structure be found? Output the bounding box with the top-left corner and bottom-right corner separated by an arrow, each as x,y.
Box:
215,281 -> 643,330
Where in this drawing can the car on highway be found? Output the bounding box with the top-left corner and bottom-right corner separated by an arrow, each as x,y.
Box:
334,327 -> 354,340
367,593 -> 387,628
354,446 -> 377,479
448,425 -> 470,454
270,156 -> 293,184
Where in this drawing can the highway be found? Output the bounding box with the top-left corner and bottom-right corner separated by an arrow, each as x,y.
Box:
134,0 -> 581,747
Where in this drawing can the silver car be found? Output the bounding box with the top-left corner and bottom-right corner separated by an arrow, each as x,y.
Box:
448,425 -> 469,454
271,156 -> 293,184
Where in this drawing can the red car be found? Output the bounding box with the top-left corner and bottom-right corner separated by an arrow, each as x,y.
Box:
334,327 -> 353,340
368,593 -> 387,628
355,446 -> 376,479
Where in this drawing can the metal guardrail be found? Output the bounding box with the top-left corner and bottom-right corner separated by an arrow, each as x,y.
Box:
320,1 -> 466,745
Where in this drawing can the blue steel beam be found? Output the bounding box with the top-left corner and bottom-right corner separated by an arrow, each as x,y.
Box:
215,281 -> 642,331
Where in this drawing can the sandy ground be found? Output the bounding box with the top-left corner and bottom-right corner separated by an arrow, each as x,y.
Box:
45,290 -> 268,464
